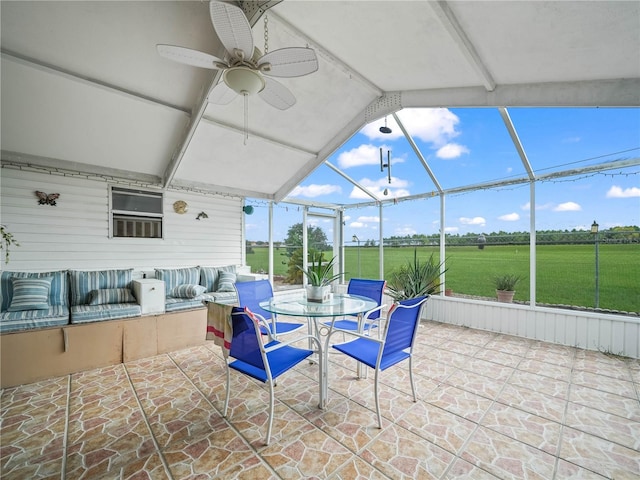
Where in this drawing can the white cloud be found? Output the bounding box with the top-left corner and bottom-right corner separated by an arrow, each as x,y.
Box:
350,221 -> 366,228
554,201 -> 582,212
606,185 -> 640,198
337,144 -> 384,168
499,213 -> 520,221
444,226 -> 459,233
436,143 -> 469,159
349,176 -> 410,199
459,216 -> 486,226
563,136 -> 581,143
290,184 -> 341,198
357,216 -> 380,223
395,226 -> 417,236
360,108 -> 462,146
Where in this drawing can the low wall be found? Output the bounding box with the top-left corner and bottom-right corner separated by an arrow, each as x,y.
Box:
423,295 -> 640,359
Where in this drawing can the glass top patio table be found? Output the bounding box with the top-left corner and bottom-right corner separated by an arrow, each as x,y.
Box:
259,293 -> 379,408
259,293 -> 377,318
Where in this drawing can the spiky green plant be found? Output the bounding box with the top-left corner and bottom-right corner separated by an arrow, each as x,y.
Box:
387,250 -> 446,301
493,274 -> 521,291
297,251 -> 342,286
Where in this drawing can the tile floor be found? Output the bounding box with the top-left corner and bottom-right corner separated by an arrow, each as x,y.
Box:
2,320 -> 639,479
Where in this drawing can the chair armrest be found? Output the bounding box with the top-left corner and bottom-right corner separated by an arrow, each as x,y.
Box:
361,304 -> 386,321
251,312 -> 275,343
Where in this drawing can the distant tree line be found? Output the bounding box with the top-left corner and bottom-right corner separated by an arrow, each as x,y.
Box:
371,226 -> 640,247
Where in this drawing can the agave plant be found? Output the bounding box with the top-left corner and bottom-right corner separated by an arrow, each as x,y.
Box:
493,274 -> 521,291
297,251 -> 342,286
386,250 -> 446,301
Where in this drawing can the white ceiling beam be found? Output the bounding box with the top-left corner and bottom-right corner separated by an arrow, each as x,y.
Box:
200,116 -> 317,156
324,160 -> 379,203
2,150 -> 161,185
428,1 -> 496,92
498,107 -> 535,180
1,49 -> 190,114
401,78 -> 640,107
392,112 -> 443,193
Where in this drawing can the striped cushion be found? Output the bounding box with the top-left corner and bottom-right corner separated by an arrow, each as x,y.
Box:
89,288 -> 136,305
170,284 -> 206,299
155,267 -> 200,295
70,304 -> 141,324
165,297 -> 205,312
200,265 -> 236,292
217,271 -> 236,292
0,306 -> 69,333
69,269 -> 133,306
8,277 -> 53,311
0,270 -> 68,311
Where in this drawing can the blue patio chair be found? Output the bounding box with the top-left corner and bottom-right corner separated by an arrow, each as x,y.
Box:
235,280 -> 304,338
223,306 -> 322,445
328,295 -> 429,428
324,278 -> 386,336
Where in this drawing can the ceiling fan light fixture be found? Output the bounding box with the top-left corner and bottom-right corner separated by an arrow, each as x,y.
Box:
223,67 -> 265,95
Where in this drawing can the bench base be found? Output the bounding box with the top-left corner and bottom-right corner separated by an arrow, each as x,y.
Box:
0,308 -> 206,388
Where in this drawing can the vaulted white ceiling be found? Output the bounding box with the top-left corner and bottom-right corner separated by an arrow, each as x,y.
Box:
2,1 -> 638,201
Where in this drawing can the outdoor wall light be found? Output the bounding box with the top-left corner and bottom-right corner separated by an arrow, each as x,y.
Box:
243,205 -> 254,215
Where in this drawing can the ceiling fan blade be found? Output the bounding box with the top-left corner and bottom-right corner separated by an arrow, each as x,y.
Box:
259,78 -> 296,110
208,82 -> 237,105
157,44 -> 224,69
258,47 -> 319,78
210,1 -> 254,60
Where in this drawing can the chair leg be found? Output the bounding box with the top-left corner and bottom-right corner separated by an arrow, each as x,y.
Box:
265,379 -> 275,445
409,356 -> 417,402
223,364 -> 231,417
374,368 -> 382,428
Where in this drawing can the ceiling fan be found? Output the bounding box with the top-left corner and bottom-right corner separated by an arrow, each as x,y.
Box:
157,1 -> 318,111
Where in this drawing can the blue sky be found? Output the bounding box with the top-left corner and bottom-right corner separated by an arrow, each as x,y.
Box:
247,108 -> 640,243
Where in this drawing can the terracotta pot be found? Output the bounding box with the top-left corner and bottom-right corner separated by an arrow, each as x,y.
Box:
496,289 -> 515,303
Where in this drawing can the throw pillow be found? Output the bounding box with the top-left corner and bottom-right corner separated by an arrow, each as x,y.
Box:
89,288 -> 136,306
170,284 -> 206,299
8,277 -> 53,311
216,271 -> 236,292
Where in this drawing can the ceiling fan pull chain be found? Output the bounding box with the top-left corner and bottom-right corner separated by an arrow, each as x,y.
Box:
264,15 -> 269,54
244,92 -> 249,145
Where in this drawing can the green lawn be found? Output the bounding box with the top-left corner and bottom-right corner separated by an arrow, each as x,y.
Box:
246,244 -> 639,312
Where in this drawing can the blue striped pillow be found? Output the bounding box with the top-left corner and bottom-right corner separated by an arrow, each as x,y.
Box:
217,271 -> 236,292
170,284 -> 206,299
8,277 -> 53,311
89,288 -> 136,306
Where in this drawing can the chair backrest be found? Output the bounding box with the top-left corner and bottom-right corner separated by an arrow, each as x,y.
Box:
229,306 -> 266,370
347,278 -> 386,319
235,279 -> 274,320
382,295 -> 428,356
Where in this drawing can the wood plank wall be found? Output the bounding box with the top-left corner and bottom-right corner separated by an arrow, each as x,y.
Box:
1,166 -> 243,272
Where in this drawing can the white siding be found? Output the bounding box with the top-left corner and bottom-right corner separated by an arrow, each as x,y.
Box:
425,296 -> 640,359
1,166 -> 243,272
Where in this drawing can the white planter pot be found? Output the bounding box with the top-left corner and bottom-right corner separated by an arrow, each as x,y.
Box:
306,285 -> 331,303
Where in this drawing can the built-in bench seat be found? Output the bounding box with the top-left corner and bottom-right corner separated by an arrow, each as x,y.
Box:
69,268 -> 142,323
0,270 -> 70,333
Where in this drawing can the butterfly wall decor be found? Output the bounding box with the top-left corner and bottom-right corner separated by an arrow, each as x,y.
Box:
35,191 -> 60,206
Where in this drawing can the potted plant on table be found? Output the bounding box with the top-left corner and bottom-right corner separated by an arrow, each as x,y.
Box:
386,250 -> 446,301
494,274 -> 520,303
298,251 -> 342,303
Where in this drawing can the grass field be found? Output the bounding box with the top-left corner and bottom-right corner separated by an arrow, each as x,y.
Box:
246,244 -> 639,313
